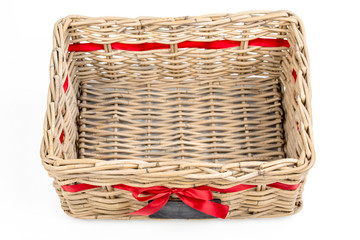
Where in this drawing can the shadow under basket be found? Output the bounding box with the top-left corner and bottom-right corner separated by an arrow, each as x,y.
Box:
41,10 -> 315,219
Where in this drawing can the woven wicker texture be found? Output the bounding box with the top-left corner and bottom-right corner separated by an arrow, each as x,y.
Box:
41,10 -> 314,219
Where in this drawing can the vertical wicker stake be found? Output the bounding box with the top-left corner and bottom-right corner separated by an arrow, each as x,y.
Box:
41,11 -> 314,219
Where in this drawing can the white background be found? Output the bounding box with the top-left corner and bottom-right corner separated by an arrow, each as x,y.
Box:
1,0 -> 359,239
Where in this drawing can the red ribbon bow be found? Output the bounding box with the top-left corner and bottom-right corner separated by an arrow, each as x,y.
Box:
122,185 -> 229,219
62,182 -> 300,219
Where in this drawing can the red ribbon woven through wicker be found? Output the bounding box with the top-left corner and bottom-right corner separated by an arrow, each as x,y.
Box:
62,182 -> 300,219
68,38 -> 290,52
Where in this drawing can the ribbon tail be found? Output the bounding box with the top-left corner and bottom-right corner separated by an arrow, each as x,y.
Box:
178,195 -> 229,219
129,194 -> 170,216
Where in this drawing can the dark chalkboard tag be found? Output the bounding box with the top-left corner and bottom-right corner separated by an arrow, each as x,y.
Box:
149,199 -> 221,219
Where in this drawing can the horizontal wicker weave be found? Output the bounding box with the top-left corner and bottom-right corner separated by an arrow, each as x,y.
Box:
41,10 -> 315,219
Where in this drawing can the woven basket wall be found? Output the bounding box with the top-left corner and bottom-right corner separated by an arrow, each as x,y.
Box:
41,10 -> 315,219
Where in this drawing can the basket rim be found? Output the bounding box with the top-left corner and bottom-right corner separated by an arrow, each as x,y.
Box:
62,10 -> 300,27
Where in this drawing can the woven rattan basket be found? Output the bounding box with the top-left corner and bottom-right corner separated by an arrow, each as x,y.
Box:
41,10 -> 314,219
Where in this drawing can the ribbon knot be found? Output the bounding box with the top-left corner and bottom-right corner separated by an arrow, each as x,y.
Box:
170,188 -> 182,194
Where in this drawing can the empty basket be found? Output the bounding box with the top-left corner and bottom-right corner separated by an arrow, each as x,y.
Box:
41,10 -> 315,219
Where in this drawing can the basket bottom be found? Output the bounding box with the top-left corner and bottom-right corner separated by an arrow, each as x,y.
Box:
77,75 -> 286,163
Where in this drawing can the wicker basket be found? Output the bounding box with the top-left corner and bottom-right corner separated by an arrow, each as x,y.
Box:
41,10 -> 314,219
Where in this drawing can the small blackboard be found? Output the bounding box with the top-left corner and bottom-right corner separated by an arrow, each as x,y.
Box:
149,199 -> 221,219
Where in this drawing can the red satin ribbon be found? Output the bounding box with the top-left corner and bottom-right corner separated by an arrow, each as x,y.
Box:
62,182 -> 300,219
68,38 -> 290,52
292,69 -> 298,82
63,75 -> 69,92
59,130 -> 64,144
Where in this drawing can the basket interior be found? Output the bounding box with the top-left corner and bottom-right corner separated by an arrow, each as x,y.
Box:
59,14 -> 302,165
73,45 -> 287,163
